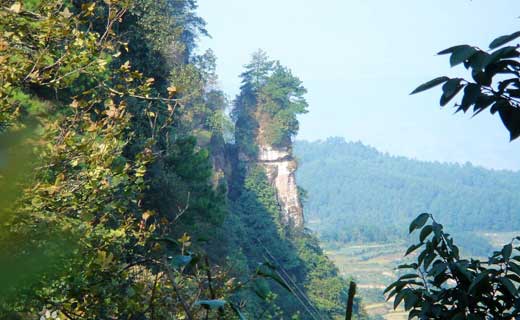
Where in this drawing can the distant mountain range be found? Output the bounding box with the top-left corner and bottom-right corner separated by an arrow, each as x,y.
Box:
295,137 -> 520,254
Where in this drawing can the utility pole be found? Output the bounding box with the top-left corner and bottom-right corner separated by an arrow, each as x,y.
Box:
345,281 -> 356,320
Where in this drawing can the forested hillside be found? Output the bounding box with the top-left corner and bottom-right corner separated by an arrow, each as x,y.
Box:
295,138 -> 520,247
0,1 -> 365,319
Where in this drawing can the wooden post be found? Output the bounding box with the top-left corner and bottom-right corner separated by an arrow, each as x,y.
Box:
345,281 -> 356,320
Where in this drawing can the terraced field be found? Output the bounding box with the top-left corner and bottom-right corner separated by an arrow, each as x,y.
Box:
324,242 -> 408,319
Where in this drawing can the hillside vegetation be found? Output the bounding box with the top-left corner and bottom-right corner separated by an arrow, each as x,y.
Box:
0,1 -> 362,319
295,137 -> 520,254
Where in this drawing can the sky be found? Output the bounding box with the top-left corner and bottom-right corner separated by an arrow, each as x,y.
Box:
197,0 -> 520,170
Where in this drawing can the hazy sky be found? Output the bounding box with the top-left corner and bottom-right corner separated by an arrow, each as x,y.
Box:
197,0 -> 520,170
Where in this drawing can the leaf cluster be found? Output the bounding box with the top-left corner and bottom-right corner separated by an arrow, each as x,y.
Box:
387,213 -> 520,319
411,31 -> 520,140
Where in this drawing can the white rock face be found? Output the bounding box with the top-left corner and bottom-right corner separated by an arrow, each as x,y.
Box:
257,145 -> 304,228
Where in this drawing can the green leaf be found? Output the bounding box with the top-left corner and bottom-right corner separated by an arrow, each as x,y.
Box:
419,225 -> 433,242
466,51 -> 490,71
454,263 -> 473,283
384,280 -> 404,294
409,213 -> 430,233
503,243 -> 513,260
393,289 -> 407,310
508,261 -> 520,275
498,107 -> 520,141
490,31 -> 520,49
458,83 -> 481,112
405,243 -> 423,256
472,70 -> 492,86
449,45 -> 477,67
438,45 -> 468,55
253,279 -> 271,299
424,253 -> 436,270
507,273 -> 520,283
432,222 -> 443,239
500,277 -> 517,296
472,95 -> 496,117
428,262 -> 447,277
468,271 -> 488,293
399,274 -> 420,281
403,291 -> 418,311
440,79 -> 464,106
482,46 -> 519,69
195,299 -> 227,309
410,77 -> 450,95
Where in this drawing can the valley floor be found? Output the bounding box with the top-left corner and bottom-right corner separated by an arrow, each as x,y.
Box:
324,242 -> 408,320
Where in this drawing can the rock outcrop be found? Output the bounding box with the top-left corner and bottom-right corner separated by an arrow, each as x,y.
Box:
256,145 -> 304,228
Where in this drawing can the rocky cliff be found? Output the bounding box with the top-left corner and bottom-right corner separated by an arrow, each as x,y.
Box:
256,144 -> 304,228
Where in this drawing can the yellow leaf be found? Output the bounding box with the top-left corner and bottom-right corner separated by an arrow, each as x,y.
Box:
98,59 -> 107,70
142,210 -> 155,221
106,107 -> 118,118
0,39 -> 8,51
55,173 -> 65,185
167,86 -> 177,95
9,2 -> 22,13
178,233 -> 191,244
81,3 -> 96,13
86,124 -> 97,132
61,7 -> 72,18
225,278 -> 236,288
120,60 -> 131,71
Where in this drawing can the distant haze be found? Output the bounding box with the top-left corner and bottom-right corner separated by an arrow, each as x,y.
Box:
198,0 -> 520,170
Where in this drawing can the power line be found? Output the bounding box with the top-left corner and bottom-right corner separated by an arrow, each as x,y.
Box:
259,251 -> 321,320
259,243 -> 326,320
254,237 -> 327,320
263,249 -> 324,319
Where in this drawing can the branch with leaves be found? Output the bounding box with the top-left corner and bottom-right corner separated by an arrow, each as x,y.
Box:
387,213 -> 520,319
411,31 -> 520,140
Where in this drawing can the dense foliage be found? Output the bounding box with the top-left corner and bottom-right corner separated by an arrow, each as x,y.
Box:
295,138 -> 519,254
387,213 -> 520,319
233,50 -> 308,154
0,1 -> 361,319
228,51 -> 368,318
0,0 -> 254,318
225,166 -> 368,319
